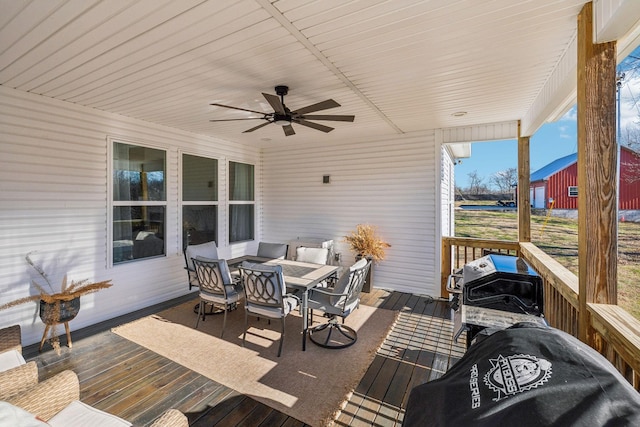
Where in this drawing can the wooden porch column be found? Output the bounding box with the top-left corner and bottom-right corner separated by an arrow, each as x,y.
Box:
576,2 -> 618,343
517,121 -> 531,242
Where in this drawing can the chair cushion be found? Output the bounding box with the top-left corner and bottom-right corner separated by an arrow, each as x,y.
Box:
47,401 -> 131,427
246,294 -> 299,318
295,247 -> 329,264
0,401 -> 49,427
257,242 -> 288,259
184,241 -> 219,270
0,349 -> 26,373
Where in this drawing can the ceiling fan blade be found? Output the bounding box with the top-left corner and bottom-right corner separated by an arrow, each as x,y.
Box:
210,103 -> 265,115
243,122 -> 271,133
283,124 -> 295,136
294,119 -> 334,133
262,93 -> 286,114
209,118 -> 263,122
292,99 -> 340,115
299,114 -> 355,122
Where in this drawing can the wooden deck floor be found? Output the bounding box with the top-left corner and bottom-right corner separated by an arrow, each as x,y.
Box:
23,290 -> 465,426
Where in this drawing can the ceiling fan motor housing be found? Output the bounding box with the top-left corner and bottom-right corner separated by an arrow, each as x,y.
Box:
275,85 -> 289,96
273,113 -> 291,125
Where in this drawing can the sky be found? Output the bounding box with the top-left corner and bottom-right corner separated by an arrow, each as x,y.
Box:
455,47 -> 640,190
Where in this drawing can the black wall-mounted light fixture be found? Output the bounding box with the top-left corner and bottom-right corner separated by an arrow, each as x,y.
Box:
323,175 -> 330,184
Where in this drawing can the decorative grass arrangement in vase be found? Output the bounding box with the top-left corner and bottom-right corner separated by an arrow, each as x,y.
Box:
344,224 -> 391,263
0,252 -> 112,353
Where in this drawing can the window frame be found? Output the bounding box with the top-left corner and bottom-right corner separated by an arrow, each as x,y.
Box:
568,186 -> 578,197
180,151 -> 220,249
108,137 -> 168,267
228,160 -> 256,244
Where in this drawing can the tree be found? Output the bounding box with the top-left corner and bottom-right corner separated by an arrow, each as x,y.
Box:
467,170 -> 487,195
490,167 -> 518,193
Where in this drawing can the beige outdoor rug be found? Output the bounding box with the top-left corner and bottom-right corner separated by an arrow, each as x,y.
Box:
112,298 -> 397,426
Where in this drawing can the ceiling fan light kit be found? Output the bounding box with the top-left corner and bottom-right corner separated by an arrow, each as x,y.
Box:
209,85 -> 354,136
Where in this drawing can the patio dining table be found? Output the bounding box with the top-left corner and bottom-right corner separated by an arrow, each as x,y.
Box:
228,256 -> 339,351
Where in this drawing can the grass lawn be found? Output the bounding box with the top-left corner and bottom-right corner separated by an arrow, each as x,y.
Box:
454,207 -> 640,320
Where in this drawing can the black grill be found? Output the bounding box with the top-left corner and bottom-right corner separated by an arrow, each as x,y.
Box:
449,254 -> 545,347
462,254 -> 543,316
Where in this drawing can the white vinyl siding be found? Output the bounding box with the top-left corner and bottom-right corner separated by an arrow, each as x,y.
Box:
0,86 -> 258,345
0,84 -> 442,344
261,132 -> 439,296
440,147 -> 455,238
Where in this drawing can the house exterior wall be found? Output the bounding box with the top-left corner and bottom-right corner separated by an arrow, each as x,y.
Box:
0,86 -> 444,345
0,86 -> 260,346
260,132 -> 439,296
547,163 -> 579,209
440,147 -> 456,238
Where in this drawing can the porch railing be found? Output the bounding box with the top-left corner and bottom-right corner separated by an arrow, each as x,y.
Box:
442,236 -> 640,390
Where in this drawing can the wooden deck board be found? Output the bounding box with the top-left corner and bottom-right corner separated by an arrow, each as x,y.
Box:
23,291 -> 460,426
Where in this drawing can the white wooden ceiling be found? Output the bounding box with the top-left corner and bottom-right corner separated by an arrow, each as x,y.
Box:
0,0 -> 597,147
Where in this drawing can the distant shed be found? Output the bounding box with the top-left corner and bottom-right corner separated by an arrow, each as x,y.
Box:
530,146 -> 640,210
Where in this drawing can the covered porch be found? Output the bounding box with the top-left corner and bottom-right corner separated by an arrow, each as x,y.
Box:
2,1 -> 640,425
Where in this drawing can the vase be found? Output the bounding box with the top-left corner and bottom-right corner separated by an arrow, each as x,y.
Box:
39,297 -> 81,325
356,255 -> 374,293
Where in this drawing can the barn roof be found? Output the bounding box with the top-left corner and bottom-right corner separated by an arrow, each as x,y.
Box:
530,153 -> 577,182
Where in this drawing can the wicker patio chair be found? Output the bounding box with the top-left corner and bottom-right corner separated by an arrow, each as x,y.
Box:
4,369 -> 188,426
0,324 -> 22,354
0,360 -> 39,401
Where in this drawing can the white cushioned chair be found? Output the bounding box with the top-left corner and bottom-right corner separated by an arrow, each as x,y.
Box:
238,262 -> 300,357
307,258 -> 371,349
256,242 -> 288,259
192,257 -> 244,336
295,246 -> 330,265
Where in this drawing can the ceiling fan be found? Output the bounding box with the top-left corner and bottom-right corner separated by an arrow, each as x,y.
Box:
209,85 -> 355,136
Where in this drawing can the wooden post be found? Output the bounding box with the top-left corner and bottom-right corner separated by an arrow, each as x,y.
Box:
518,121 -> 531,243
576,2 -> 618,344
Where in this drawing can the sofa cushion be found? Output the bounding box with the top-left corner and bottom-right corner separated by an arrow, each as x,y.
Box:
0,348 -> 26,373
47,400 -> 131,427
0,401 -> 49,427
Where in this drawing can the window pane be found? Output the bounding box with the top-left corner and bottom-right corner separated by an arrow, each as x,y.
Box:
113,206 -> 165,263
183,205 -> 217,248
113,142 -> 166,201
229,205 -> 254,242
183,154 -> 217,201
229,161 -> 254,201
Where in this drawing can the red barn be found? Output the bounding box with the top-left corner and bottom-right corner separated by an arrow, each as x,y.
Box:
530,146 -> 640,211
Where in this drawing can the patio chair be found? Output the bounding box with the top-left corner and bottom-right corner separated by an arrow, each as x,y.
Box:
183,241 -> 219,290
295,246 -> 330,264
306,258 -> 370,349
192,257 -> 244,337
256,242 -> 288,259
238,262 -> 300,357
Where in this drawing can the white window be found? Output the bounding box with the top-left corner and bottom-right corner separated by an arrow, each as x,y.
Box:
568,186 -> 578,197
228,161 -> 254,243
112,141 -> 166,264
182,154 -> 218,248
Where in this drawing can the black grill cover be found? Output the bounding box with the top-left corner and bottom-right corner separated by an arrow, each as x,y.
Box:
404,323 -> 640,427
